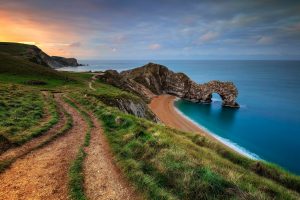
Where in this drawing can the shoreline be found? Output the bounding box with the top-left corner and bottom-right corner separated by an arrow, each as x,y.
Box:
149,94 -> 259,160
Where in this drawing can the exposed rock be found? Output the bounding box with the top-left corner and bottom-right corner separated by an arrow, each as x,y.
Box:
21,45 -> 64,68
51,56 -> 83,67
97,70 -> 155,103
98,63 -> 239,107
87,92 -> 159,122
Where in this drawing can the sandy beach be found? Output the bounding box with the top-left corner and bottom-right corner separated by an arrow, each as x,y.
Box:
148,94 -> 242,154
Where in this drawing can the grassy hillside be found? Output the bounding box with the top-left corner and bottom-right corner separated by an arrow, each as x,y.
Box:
0,42 -> 80,88
1,43 -> 300,199
0,84 -> 59,145
69,91 -> 300,200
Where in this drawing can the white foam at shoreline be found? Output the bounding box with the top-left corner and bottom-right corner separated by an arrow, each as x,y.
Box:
173,98 -> 260,160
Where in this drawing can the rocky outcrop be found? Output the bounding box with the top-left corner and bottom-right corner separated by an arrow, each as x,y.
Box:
87,92 -> 158,121
107,98 -> 157,120
51,56 -> 82,67
96,70 -> 156,103
98,63 -> 239,107
19,45 -> 64,68
0,42 -> 82,68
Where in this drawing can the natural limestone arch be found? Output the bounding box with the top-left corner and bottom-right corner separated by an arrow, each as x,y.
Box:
197,81 -> 239,107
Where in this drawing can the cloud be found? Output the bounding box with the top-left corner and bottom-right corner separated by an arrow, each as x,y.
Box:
69,42 -> 81,47
197,31 -> 219,44
148,43 -> 161,50
257,36 -> 273,45
0,0 -> 299,59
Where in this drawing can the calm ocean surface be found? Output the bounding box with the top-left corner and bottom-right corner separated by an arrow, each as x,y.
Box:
59,60 -> 300,174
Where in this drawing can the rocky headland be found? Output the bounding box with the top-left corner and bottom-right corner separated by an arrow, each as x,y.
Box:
51,56 -> 83,67
97,63 -> 239,108
0,42 -> 82,68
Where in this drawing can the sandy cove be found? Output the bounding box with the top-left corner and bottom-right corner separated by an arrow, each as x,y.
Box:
148,94 -> 243,156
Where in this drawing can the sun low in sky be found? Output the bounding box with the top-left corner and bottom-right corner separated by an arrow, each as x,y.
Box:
1,0 -> 299,60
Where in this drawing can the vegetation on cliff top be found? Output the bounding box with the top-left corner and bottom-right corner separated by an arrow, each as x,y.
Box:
69,92 -> 300,200
1,43 -> 300,199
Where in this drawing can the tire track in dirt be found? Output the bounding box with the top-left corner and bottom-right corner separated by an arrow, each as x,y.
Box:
0,94 -> 66,167
68,97 -> 141,200
0,94 -> 87,200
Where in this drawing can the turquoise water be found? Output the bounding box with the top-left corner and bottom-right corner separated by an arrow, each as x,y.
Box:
59,60 -> 300,174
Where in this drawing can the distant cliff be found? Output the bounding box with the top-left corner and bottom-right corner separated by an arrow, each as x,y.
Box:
52,56 -> 82,67
0,42 -> 82,68
97,63 -> 239,107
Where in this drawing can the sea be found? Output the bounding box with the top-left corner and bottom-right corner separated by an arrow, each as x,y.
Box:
58,60 -> 300,175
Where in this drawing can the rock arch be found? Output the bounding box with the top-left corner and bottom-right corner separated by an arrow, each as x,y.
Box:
195,81 -> 239,107
99,63 -> 239,108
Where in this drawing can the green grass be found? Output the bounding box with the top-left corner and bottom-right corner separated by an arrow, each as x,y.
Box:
69,147 -> 87,200
0,43 -> 83,89
1,42 -> 300,199
85,80 -> 156,120
0,106 -> 73,173
0,84 -> 60,145
91,80 -> 142,102
0,42 -> 30,56
64,96 -> 93,200
70,92 -> 300,200
94,80 -> 141,101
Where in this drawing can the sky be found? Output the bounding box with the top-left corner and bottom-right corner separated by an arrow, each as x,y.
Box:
0,0 -> 300,60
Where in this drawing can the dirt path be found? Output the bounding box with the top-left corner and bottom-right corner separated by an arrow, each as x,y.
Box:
88,73 -> 98,91
88,81 -> 95,90
0,94 -> 87,200
83,105 -> 141,200
0,96 -> 66,165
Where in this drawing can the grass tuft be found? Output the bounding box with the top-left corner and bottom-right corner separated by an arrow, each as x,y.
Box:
0,107 -> 73,173
64,96 -> 93,200
69,147 -> 87,200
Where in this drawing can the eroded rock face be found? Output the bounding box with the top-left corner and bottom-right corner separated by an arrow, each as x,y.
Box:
98,63 -> 239,108
23,45 -> 64,68
87,90 -> 159,122
51,56 -> 81,67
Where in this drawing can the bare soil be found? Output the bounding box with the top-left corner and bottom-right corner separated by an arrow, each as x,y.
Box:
78,100 -> 141,200
0,92 -> 141,200
0,94 -> 87,200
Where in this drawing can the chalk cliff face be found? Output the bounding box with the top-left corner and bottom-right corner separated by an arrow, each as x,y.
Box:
98,63 -> 239,107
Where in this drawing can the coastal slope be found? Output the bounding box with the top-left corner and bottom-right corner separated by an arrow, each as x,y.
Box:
1,43 -> 300,199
